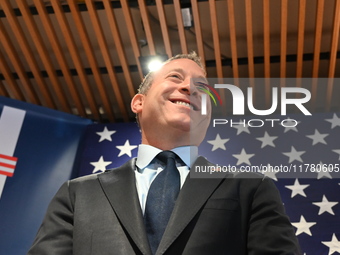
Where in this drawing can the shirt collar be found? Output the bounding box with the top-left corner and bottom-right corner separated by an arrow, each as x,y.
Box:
136,144 -> 198,169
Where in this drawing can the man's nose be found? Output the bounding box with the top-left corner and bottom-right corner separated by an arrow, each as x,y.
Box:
180,81 -> 198,96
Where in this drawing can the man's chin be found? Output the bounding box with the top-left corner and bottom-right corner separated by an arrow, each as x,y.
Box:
173,122 -> 191,132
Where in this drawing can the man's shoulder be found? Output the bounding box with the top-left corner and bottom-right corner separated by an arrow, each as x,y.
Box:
69,158 -> 137,185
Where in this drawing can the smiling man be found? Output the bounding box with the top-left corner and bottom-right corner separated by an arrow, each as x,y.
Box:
28,52 -> 301,255
131,55 -> 210,150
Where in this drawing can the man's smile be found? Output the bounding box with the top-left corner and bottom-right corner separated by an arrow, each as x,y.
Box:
169,99 -> 199,111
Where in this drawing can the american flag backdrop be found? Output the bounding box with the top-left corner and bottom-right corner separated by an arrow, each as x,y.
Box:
0,97 -> 92,255
77,112 -> 340,255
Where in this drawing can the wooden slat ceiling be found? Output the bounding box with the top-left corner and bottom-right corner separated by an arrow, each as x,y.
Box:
0,0 -> 339,122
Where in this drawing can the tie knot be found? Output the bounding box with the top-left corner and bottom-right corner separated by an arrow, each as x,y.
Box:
156,150 -> 177,164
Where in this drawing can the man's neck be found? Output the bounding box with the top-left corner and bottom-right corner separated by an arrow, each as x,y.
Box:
141,140 -> 189,151
141,131 -> 191,151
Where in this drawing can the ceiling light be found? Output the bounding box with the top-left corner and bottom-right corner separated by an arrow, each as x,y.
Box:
147,59 -> 163,72
139,55 -> 168,76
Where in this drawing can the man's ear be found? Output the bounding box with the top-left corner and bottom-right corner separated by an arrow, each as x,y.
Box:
131,94 -> 144,114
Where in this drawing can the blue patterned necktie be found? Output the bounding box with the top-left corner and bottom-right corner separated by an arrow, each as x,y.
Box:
144,151 -> 180,254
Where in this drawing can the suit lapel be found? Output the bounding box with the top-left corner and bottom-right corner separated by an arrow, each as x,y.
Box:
98,159 -> 152,255
156,156 -> 226,254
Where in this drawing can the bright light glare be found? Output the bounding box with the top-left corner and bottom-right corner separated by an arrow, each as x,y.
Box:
147,60 -> 163,72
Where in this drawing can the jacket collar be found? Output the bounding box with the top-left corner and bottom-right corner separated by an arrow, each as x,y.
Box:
98,159 -> 152,255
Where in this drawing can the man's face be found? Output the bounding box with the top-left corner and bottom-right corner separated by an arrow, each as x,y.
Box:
132,58 -> 211,146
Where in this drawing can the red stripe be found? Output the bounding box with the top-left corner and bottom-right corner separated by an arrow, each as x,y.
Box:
0,170 -> 13,177
0,162 -> 15,169
0,154 -> 17,162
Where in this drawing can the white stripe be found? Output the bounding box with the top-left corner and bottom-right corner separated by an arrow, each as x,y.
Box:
0,166 -> 15,174
0,177 -> 6,194
0,106 -> 26,198
0,106 -> 26,155
201,93 -> 207,115
0,158 -> 17,165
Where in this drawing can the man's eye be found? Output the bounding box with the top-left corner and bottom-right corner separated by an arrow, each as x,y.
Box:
170,74 -> 181,79
195,82 -> 208,89
195,81 -> 208,87
169,74 -> 181,79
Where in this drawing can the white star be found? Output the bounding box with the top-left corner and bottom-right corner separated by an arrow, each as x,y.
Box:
282,146 -> 306,163
232,148 -> 254,165
316,162 -> 332,179
260,164 -> 278,181
313,195 -> 338,215
116,139 -> 137,157
333,149 -> 340,160
256,131 -> 278,148
291,215 -> 316,236
306,129 -> 328,145
90,156 -> 112,173
325,113 -> 340,129
96,127 -> 116,142
285,179 -> 310,198
322,234 -> 340,255
207,133 -> 230,151
232,122 -> 250,135
282,118 -> 300,133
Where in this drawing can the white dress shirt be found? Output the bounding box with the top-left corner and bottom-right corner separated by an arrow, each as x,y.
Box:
135,144 -> 198,214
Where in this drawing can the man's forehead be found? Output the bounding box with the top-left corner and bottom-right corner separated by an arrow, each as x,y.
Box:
158,59 -> 206,77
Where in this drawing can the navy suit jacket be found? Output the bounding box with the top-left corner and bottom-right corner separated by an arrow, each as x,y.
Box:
28,157 -> 301,255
